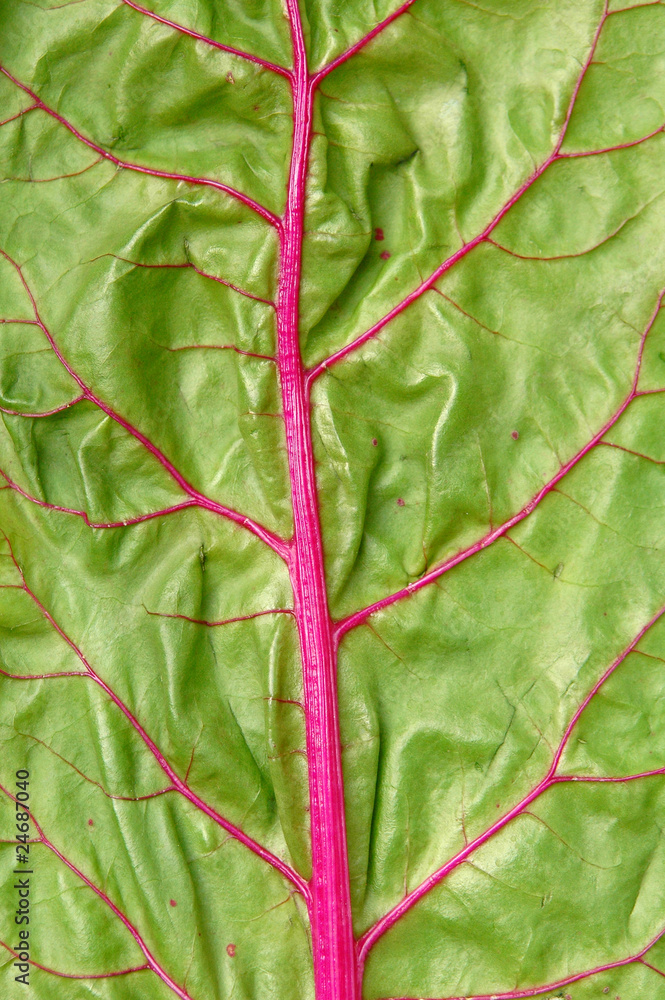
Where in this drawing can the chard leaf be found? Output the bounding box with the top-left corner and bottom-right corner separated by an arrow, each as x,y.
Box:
1,2 -> 665,999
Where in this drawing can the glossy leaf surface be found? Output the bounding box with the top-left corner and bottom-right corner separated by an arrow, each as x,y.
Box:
1,1 -> 665,999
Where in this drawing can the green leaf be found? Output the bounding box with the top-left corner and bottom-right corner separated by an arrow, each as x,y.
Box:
1,1 -> 665,999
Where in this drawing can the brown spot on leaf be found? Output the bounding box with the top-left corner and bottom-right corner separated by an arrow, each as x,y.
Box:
396,498 -> 405,507
226,72 -> 235,84
511,430 -> 519,440
372,438 -> 378,446
226,944 -> 236,957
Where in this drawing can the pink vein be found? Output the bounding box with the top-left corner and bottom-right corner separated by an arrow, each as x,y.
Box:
379,924 -> 665,999
0,473 -> 201,528
4,156 -> 104,184
0,104 -> 39,127
95,253 -> 275,307
120,0 -> 292,78
485,209 -> 633,260
310,0 -> 417,87
609,2 -> 663,12
18,728 -> 175,801
304,146 -> 553,380
0,395 -> 85,418
357,600 -> 665,966
557,123 -> 665,159
164,344 -> 276,361
0,784 -> 194,1000
336,287 -> 664,639
0,537 -> 309,900
0,942 -> 149,981
144,607 -> 293,627
600,439 -> 665,465
641,958 -> 665,980
0,249 -> 290,559
306,2 -> 665,383
0,67 -> 281,228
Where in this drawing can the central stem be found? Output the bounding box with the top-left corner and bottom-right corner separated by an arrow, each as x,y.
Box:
277,4 -> 359,999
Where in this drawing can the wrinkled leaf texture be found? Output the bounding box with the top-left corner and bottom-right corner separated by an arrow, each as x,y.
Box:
1,0 -> 665,998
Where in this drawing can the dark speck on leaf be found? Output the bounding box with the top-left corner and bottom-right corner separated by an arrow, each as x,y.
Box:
380,251 -> 391,260
226,71 -> 235,84
372,438 -> 378,446
375,227 -> 384,241
511,430 -> 519,440
396,498 -> 405,507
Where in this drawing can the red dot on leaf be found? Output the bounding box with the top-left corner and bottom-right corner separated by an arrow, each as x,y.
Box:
380,251 -> 391,260
226,944 -> 236,957
372,438 -> 378,446
396,498 -> 405,507
375,227 -> 384,241
511,431 -> 519,440
88,819 -> 93,826
170,899 -> 177,907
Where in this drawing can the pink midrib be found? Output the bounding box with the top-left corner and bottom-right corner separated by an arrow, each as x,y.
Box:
276,3 -> 357,996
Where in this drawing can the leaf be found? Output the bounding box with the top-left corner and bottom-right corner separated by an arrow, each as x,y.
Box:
0,1 -> 665,999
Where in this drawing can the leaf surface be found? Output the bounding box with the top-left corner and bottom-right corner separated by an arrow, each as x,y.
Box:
1,1 -> 665,999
